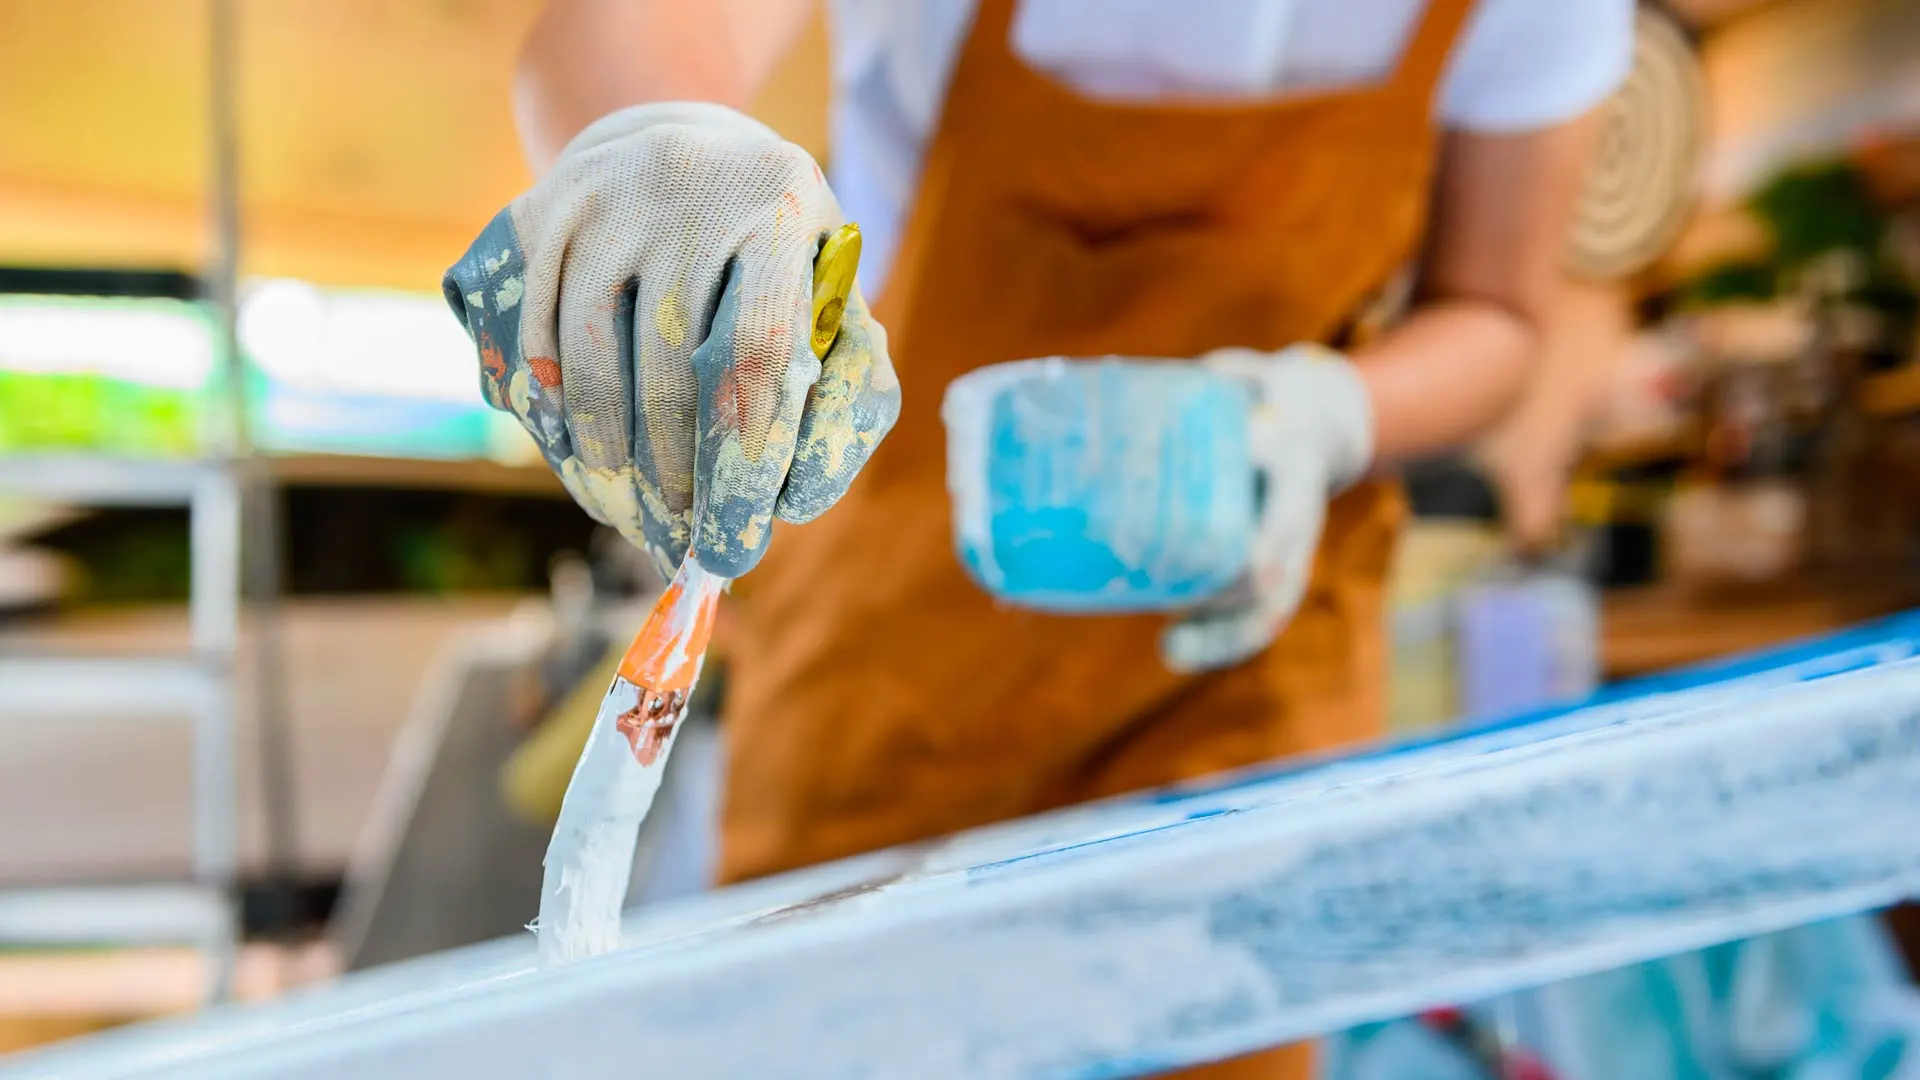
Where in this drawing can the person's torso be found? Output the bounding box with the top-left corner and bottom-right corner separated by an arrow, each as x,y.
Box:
717,0 -> 1477,885
824,0 -> 1631,294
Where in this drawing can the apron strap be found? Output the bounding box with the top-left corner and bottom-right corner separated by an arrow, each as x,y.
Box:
969,0 -> 1478,106
1389,0 -> 1481,104
969,0 -> 1019,56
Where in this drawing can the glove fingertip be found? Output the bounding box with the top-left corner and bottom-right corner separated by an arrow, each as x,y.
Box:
774,314 -> 900,524
443,208 -> 530,413
689,528 -> 771,580
771,483 -> 842,525
773,428 -> 881,524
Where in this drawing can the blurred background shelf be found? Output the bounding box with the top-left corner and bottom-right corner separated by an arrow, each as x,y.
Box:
1600,578 -> 1920,678
0,445 -> 244,1002
266,453 -> 560,497
0,885 -> 231,948
1858,362 -> 1920,418
0,458 -> 214,506
0,654 -> 218,716
0,596 -> 531,884
0,453 -> 561,504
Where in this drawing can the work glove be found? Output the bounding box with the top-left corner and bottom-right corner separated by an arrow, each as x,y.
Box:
443,103 -> 901,579
1161,344 -> 1375,673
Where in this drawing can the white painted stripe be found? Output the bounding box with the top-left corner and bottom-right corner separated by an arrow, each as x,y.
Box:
9,615 -> 1920,1079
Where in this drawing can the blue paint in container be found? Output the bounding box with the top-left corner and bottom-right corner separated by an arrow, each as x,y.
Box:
942,358 -> 1256,613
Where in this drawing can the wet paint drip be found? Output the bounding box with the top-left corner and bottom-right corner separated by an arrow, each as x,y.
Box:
611,561 -> 722,766
617,691 -> 686,766
620,559 -> 722,696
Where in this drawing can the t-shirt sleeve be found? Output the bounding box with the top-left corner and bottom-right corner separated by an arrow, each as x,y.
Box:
1439,0 -> 1637,133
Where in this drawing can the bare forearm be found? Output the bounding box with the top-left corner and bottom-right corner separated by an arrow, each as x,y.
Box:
1352,300 -> 1534,463
514,0 -> 816,172
1356,111 -> 1602,466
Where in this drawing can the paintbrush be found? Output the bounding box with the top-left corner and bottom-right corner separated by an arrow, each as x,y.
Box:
535,223 -> 864,965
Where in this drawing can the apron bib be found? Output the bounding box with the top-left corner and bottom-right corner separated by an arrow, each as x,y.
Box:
724,4 -> 1475,1070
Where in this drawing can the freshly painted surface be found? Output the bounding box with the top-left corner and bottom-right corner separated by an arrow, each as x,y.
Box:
536,558 -> 724,965
11,613 -> 1920,1079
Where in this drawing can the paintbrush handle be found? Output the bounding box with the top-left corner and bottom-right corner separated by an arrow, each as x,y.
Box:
810,223 -> 861,361
536,224 -> 857,965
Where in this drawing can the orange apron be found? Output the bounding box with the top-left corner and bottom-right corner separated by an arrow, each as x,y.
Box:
724,0 -> 1473,1073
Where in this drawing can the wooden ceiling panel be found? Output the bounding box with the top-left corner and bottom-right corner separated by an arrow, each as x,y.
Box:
0,0 -> 829,292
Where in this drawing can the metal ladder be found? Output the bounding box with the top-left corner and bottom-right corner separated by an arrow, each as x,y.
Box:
0,457 -> 244,1000
0,0 -> 257,1001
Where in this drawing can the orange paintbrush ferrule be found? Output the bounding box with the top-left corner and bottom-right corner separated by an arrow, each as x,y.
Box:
613,559 -> 724,766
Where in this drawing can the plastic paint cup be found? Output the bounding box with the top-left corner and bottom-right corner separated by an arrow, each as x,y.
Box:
941,357 -> 1256,613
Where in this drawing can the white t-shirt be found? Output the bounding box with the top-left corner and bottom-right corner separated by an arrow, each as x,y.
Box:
826,0 -> 1636,293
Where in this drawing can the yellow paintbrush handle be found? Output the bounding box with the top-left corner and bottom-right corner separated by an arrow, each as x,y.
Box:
810,223 -> 862,361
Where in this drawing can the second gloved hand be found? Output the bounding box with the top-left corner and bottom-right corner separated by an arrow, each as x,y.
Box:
443,103 -> 901,579
1161,344 -> 1375,673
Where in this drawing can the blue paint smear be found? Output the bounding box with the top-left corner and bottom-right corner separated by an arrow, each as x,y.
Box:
1147,608 -> 1920,805
959,362 -> 1254,612
957,608 -> 1920,890
966,817 -> 1234,882
1043,1055 -> 1185,1080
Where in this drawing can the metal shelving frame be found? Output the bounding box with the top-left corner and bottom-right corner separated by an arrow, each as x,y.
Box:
0,458 -> 243,998
0,0 -> 258,1002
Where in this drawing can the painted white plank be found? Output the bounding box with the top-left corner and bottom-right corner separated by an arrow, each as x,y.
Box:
9,614 -> 1920,1080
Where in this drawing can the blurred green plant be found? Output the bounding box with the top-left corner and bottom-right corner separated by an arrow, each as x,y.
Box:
1677,258 -> 1776,308
1749,161 -> 1887,268
0,372 -> 201,457
1675,159 -> 1916,335
393,521 -> 536,593
70,520 -> 193,603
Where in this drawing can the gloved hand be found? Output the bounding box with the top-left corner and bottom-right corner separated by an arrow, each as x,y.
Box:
443,102 -> 901,579
1161,344 -> 1374,673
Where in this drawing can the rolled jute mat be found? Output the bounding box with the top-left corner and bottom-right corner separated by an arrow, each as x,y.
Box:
1566,4 -> 1707,281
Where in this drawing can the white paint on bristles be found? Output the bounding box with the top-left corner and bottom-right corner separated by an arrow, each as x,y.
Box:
536,557 -> 724,965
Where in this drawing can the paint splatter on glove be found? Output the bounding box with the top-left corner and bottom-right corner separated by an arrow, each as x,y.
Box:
443,103 -> 900,579
1160,344 -> 1374,673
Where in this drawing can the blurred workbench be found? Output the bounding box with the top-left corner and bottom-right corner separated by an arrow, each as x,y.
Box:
0,595 -> 534,884
1601,579 -> 1920,680
1604,576 -> 1920,976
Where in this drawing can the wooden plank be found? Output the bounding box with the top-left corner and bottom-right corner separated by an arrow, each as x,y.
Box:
8,611 -> 1920,1080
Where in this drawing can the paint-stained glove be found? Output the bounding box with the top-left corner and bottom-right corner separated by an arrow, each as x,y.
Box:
443,103 -> 900,579
1161,344 -> 1374,673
